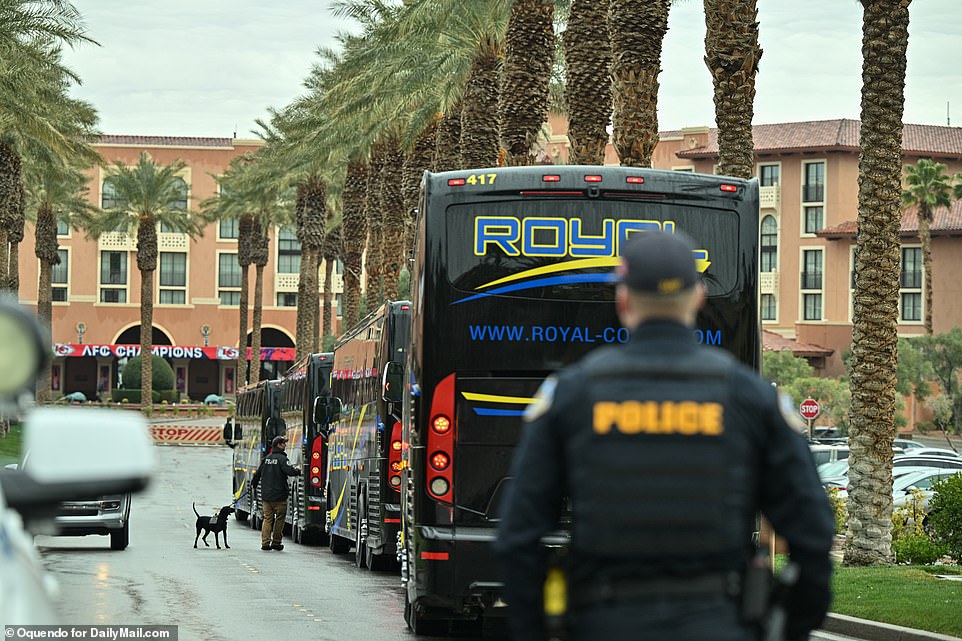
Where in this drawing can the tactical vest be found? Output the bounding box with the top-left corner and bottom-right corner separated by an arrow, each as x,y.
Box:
568,353 -> 740,571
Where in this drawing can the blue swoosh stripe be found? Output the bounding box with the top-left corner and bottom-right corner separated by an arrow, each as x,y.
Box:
453,273 -> 618,305
473,408 -> 527,417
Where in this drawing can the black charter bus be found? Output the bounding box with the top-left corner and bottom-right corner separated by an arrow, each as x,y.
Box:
401,166 -> 760,633
228,378 -> 284,530
327,301 -> 412,570
279,352 -> 335,544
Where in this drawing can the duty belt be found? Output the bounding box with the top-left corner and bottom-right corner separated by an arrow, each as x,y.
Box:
571,572 -> 739,609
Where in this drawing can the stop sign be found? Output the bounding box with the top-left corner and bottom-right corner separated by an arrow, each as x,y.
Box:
799,398 -> 820,420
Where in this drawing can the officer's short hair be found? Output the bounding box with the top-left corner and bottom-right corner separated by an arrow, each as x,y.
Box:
272,435 -> 288,447
618,230 -> 699,295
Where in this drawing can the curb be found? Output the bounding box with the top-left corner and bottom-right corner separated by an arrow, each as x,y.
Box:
823,613 -> 962,641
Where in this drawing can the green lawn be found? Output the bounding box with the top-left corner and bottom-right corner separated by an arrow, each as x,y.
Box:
0,423 -> 22,465
831,564 -> 962,637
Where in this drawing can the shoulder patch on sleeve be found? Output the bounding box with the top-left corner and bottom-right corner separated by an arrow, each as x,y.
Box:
524,376 -> 558,422
778,391 -> 807,435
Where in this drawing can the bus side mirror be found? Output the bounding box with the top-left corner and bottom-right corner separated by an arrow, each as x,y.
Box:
383,361 -> 404,403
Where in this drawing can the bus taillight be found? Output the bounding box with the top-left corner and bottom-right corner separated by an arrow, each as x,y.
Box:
427,374 -> 456,503
310,436 -> 324,488
389,420 -> 403,492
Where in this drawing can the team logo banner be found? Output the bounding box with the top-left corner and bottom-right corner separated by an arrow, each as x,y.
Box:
51,343 -> 296,361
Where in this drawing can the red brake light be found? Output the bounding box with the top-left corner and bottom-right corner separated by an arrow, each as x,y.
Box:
432,416 -> 451,435
448,178 -> 466,186
430,452 -> 450,470
626,176 -> 645,184
720,184 -> 738,192
542,175 -> 561,182
392,440 -> 402,451
584,175 -> 602,183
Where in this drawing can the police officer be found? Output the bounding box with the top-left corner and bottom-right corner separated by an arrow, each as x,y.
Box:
495,230 -> 834,641
251,435 -> 300,551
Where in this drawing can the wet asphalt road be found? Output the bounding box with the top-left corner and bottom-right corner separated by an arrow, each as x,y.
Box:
31,444 -> 867,641
34,445 -> 442,641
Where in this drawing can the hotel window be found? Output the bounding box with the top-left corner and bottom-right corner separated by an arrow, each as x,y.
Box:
219,217 -> 239,240
56,220 -> 69,236
160,178 -> 189,233
760,215 -> 778,272
101,177 -> 127,210
804,206 -> 824,234
900,246 -> 922,322
759,164 -> 780,186
801,249 -> 823,321
802,161 -> 825,203
52,249 -> 68,302
761,293 -> 776,321
335,293 -> 343,318
218,253 -> 241,306
277,226 -> 301,274
159,252 -> 187,304
277,292 -> 297,307
100,251 -> 128,303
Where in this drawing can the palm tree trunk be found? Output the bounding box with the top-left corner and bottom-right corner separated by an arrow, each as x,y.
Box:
609,0 -> 671,167
918,214 -> 933,334
7,241 -> 19,295
381,139 -> 405,302
312,250 -> 322,353
704,0 -> 761,179
342,161 -> 367,328
563,0 -> 612,165
843,0 -> 911,567
433,103 -> 463,172
295,247 -> 316,360
460,41 -> 503,169
0,229 -> 8,289
250,264 -> 265,386
36,261 -> 53,403
141,269 -> 154,411
237,264 -> 250,387
322,255 -> 334,342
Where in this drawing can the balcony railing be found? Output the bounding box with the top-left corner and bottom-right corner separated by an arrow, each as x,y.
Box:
158,232 -> 188,251
759,186 -> 780,210
97,231 -> 136,252
276,272 -> 299,292
801,272 -> 823,290
759,271 -> 779,295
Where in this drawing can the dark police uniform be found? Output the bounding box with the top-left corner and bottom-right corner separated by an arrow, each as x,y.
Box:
495,231 -> 834,641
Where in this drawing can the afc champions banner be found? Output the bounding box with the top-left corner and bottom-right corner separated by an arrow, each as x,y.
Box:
52,343 -> 296,361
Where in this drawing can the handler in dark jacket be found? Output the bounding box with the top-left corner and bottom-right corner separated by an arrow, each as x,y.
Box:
251,435 -> 300,551
495,230 -> 834,641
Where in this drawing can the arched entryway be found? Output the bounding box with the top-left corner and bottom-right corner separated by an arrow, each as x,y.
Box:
245,327 -> 296,381
111,325 -> 175,392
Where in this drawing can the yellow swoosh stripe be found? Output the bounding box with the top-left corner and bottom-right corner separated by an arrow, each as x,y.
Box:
329,404 -> 367,520
477,257 -> 620,290
462,391 -> 537,405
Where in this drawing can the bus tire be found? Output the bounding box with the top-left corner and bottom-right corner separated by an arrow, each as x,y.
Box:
329,532 -> 350,554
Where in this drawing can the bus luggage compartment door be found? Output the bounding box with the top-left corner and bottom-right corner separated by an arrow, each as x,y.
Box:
452,376 -> 545,526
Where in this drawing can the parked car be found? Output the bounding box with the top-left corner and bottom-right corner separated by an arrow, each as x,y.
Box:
893,455 -> 962,471
903,447 -> 961,459
893,438 -> 924,451
809,444 -> 850,468
0,298 -> 153,624
19,451 -> 132,550
891,468 -> 962,510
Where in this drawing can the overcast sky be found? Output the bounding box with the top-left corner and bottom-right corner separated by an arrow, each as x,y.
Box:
61,1 -> 961,138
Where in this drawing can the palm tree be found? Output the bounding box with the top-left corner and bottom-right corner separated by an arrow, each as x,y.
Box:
703,0 -> 762,179
844,0 -> 911,567
366,142 -> 386,307
79,152 -> 202,410
321,220 -> 342,342
380,135 -> 406,302
402,118 -> 439,254
499,0 -> 555,166
433,105 -> 463,171
902,159 -> 952,335
341,159 -> 368,328
608,0 -> 671,167
249,217 -> 270,386
563,0 -> 612,165
22,146 -> 97,401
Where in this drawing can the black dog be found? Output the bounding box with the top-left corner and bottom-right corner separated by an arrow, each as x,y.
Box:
193,503 -> 235,549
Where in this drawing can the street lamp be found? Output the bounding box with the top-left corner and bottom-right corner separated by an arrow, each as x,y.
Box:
200,324 -> 210,347
76,322 -> 86,344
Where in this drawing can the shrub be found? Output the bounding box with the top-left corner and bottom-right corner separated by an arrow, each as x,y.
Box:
893,534 -> 948,564
109,389 -> 179,404
892,489 -> 928,541
121,355 -> 175,391
926,474 -> 962,561
826,487 -> 848,534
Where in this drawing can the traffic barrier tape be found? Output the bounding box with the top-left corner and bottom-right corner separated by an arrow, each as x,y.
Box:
150,425 -> 224,445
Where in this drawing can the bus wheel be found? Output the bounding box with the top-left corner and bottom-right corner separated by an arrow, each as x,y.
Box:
406,599 -> 446,636
354,496 -> 368,568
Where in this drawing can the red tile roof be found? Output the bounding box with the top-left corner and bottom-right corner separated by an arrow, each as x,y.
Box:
763,330 -> 834,357
95,135 -> 239,148
675,119 -> 962,158
818,200 -> 962,239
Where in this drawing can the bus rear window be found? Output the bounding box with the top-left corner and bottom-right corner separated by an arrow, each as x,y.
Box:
445,199 -> 740,302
